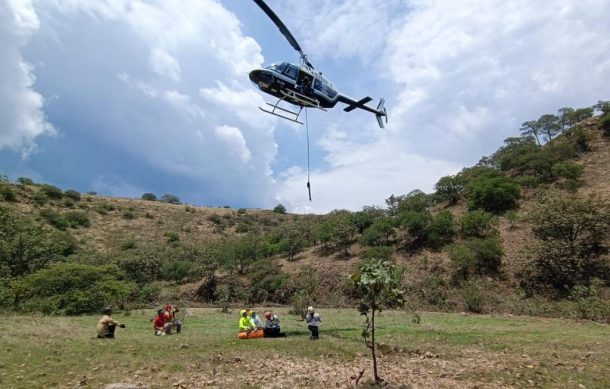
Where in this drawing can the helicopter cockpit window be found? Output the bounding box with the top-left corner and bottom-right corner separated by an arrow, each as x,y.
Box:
314,78 -> 323,91
283,64 -> 298,79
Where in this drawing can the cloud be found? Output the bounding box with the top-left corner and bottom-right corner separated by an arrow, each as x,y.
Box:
13,0 -> 278,207
275,0 -> 610,212
0,0 -> 55,157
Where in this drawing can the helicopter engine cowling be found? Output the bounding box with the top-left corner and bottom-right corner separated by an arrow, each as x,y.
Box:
249,69 -> 274,89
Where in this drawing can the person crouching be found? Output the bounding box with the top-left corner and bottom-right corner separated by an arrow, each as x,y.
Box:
263,311 -> 286,338
153,309 -> 172,336
97,306 -> 125,339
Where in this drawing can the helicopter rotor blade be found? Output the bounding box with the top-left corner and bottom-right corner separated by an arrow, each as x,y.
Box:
252,0 -> 314,68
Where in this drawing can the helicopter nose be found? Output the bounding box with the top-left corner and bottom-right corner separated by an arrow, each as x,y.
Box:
249,69 -> 271,84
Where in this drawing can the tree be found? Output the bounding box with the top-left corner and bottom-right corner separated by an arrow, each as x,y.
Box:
141,193 -> 157,201
0,207 -> 73,278
160,193 -> 181,204
428,210 -> 456,250
460,210 -> 496,238
468,176 -> 520,213
350,259 -> 405,383
11,263 -> 134,315
273,204 -> 287,214
361,217 -> 395,247
524,193 -> 610,294
537,114 -> 561,142
434,175 -> 464,205
520,120 -> 542,145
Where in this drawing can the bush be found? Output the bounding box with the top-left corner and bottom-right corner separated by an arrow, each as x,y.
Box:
428,210 -> 456,250
448,237 -> 504,281
599,113 -> 610,137
63,190 -> 81,201
64,210 -> 90,228
160,194 -> 181,204
12,263 -> 134,315
141,193 -> 157,201
400,211 -> 432,246
120,240 -> 137,250
160,261 -> 192,283
122,210 -> 136,220
139,283 -> 160,303
33,191 -> 47,205
460,210 -> 495,238
462,281 -> 483,313
40,184 -> 63,200
40,209 -> 70,230
552,161 -> 584,181
17,177 -> 34,185
434,175 -> 464,205
207,214 -> 222,225
273,204 -> 287,214
468,176 -> 520,213
362,246 -> 394,261
360,217 -> 395,246
570,284 -> 610,321
0,184 -> 16,202
164,231 -> 180,243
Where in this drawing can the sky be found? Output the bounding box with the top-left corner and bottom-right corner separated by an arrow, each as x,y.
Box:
1,0 -> 609,213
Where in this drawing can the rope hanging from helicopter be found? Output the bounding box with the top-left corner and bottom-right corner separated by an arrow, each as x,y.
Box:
305,107 -> 312,202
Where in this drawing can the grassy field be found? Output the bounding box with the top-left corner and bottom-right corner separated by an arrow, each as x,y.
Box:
1,309 -> 609,388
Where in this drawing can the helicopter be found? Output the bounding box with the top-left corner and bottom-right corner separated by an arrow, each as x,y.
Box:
249,0 -> 388,128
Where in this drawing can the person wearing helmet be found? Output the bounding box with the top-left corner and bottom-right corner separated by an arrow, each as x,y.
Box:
305,306 -> 321,340
153,308 -> 172,336
239,309 -> 256,334
96,306 -> 126,339
263,311 -> 286,338
249,309 -> 264,329
164,304 -> 182,334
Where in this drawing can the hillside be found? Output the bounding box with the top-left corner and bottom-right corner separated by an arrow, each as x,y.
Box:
1,108 -> 609,320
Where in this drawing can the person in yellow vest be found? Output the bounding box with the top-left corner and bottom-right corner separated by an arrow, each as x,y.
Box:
96,306 -> 125,339
238,309 -> 256,335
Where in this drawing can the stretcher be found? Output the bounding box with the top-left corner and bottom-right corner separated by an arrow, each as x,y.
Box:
238,329 -> 264,339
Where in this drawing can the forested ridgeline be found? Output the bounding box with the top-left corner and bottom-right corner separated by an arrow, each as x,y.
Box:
1,101 -> 609,320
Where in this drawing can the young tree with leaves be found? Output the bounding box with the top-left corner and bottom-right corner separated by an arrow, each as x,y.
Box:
350,259 -> 405,383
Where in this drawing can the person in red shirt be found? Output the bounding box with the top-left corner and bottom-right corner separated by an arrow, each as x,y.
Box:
163,304 -> 182,334
153,309 -> 171,336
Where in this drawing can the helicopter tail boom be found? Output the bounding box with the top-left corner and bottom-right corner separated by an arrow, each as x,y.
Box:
340,95 -> 387,128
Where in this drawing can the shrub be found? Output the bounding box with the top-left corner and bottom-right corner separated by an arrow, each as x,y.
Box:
273,204 -> 287,214
237,208 -> 247,214
434,175 -> 464,205
363,246 -> 394,261
164,231 -> 180,243
40,209 -> 70,230
139,283 -> 160,303
33,191 -> 47,205
599,113 -> 610,137
17,177 -> 34,185
116,251 -> 163,284
400,211 -> 432,246
360,217 -> 395,246
0,184 -> 16,202
570,285 -> 610,321
448,237 -> 503,281
460,210 -> 495,238
40,184 -> 63,200
160,261 -> 192,283
160,194 -> 181,204
63,189 -> 81,201
64,210 -> 91,228
428,210 -> 456,250
468,176 -> 520,213
462,281 -> 483,313
552,161 -> 584,181
122,210 -> 136,220
12,263 -> 134,315
120,240 -> 137,250
207,214 -> 222,225
141,193 -> 157,201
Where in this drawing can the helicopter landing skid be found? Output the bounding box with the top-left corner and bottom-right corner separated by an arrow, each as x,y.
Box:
259,90 -> 326,124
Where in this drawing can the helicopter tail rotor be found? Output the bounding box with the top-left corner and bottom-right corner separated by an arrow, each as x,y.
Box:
376,98 -> 387,129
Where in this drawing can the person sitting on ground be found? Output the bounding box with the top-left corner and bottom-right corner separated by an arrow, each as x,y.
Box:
153,308 -> 172,336
305,306 -> 322,340
263,311 -> 286,338
164,304 -> 182,334
248,309 -> 265,328
96,306 -> 125,339
239,309 -> 256,335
